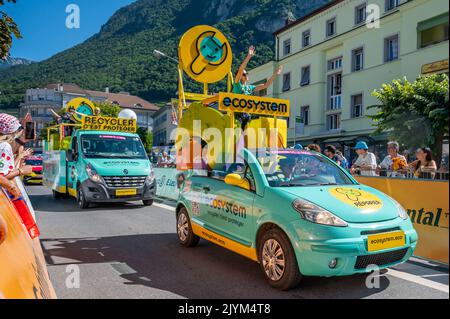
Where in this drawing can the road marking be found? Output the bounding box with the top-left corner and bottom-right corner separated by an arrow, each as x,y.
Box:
154,202 -> 175,211
386,268 -> 449,293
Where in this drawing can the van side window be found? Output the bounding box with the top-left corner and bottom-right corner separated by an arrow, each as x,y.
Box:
72,137 -> 78,161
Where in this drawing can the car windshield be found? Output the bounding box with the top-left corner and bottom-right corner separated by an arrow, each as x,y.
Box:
252,149 -> 354,187
81,134 -> 147,159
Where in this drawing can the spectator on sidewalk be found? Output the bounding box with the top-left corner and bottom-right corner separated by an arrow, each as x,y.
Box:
0,113 -> 32,198
378,141 -> 408,177
336,149 -> 349,170
306,144 -> 321,153
350,141 -> 377,176
324,145 -> 345,168
158,150 -> 175,168
410,147 -> 437,179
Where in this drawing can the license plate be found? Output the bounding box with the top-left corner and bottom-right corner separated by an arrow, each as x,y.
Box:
367,231 -> 406,252
116,189 -> 137,197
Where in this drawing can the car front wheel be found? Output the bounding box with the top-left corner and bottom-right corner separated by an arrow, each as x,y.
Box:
177,207 -> 199,247
258,228 -> 302,290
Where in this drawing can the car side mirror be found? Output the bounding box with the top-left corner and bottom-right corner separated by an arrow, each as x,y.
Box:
224,173 -> 250,191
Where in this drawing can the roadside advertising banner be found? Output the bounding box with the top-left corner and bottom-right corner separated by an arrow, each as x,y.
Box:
357,177 -> 449,264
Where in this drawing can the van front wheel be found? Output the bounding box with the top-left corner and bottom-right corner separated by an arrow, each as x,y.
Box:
77,186 -> 90,209
143,199 -> 153,206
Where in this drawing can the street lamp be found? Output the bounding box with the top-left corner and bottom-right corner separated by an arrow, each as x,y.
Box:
153,49 -> 179,64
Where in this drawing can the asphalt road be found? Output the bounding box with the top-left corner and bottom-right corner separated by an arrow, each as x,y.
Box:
27,185 -> 449,299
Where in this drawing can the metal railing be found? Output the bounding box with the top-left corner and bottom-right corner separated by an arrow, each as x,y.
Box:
351,167 -> 449,181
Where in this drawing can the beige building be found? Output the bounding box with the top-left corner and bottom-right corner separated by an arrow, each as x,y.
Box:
249,0 -> 449,159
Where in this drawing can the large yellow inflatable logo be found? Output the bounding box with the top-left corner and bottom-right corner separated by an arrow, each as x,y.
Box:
179,25 -> 232,84
66,97 -> 95,123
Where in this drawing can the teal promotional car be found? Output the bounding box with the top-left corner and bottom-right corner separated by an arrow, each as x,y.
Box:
175,148 -> 418,290
44,130 -> 156,209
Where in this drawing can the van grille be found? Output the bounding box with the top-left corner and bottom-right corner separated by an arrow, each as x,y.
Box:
355,248 -> 408,270
103,176 -> 146,188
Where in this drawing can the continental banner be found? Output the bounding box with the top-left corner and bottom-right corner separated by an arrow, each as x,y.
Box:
218,93 -> 290,117
357,177 -> 449,264
81,116 -> 137,133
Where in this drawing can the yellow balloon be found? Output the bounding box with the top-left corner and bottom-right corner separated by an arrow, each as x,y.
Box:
178,25 -> 233,84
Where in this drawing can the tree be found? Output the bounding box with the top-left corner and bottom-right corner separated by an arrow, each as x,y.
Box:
370,74 -> 449,162
137,127 -> 153,153
0,0 -> 21,60
93,101 -> 121,118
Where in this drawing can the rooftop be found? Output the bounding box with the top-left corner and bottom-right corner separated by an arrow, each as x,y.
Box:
274,0 -> 345,36
44,83 -> 159,111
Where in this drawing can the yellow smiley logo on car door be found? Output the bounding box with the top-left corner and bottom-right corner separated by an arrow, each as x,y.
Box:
330,187 -> 383,211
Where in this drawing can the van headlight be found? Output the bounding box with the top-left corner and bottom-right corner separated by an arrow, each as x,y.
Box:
292,199 -> 348,227
146,168 -> 155,184
86,164 -> 102,183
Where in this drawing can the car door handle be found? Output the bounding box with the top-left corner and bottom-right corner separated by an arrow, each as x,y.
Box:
203,186 -> 211,193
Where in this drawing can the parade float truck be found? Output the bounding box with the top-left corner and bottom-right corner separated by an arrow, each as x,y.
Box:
170,25 -> 418,290
43,98 -> 155,209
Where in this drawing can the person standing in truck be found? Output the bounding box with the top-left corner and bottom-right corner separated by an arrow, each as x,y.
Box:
233,45 -> 284,130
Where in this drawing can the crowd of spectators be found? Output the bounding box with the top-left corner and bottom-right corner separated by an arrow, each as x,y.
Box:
305,141 -> 446,180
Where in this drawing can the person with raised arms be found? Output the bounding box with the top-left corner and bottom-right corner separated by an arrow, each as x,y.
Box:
233,45 -> 283,129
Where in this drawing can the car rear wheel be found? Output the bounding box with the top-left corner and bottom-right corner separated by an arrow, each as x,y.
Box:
177,207 -> 199,247
77,186 -> 90,209
258,228 -> 302,290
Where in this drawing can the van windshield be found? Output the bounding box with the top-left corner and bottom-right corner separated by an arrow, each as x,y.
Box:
81,134 -> 147,160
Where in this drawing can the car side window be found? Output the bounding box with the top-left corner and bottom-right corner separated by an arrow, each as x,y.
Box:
228,163 -> 247,177
228,162 -> 256,193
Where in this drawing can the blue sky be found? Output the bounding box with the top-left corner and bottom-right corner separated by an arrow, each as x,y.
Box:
3,0 -> 136,61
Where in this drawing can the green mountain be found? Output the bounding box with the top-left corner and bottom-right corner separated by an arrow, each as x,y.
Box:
0,0 -> 329,109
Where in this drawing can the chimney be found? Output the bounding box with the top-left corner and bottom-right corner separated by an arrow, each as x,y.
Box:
105,87 -> 110,93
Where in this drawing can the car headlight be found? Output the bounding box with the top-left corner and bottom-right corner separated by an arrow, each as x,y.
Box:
292,199 -> 348,227
393,199 -> 409,220
86,164 -> 102,183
